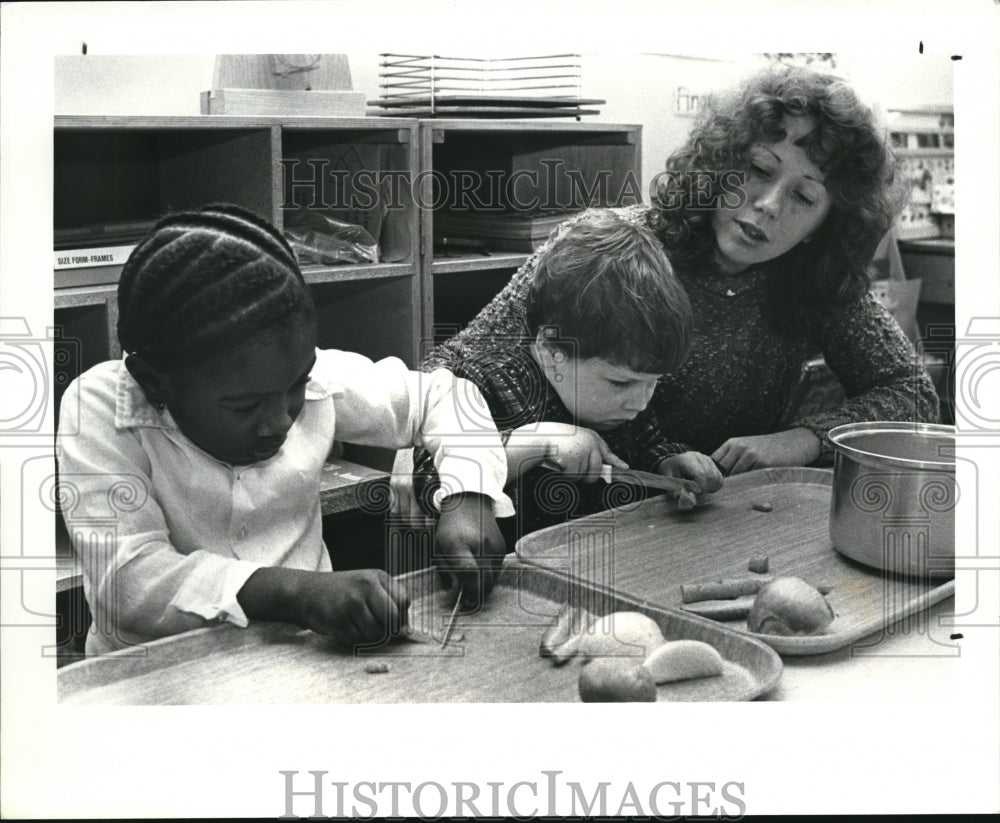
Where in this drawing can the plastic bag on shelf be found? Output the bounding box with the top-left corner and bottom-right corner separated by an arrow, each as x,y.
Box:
283,209 -> 379,266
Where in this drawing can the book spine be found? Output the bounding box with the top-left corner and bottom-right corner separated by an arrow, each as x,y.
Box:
54,245 -> 137,271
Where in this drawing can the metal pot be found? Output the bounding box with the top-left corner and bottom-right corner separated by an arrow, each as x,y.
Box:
829,422 -> 956,579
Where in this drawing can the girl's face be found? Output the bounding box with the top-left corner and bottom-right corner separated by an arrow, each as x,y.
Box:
163,321 -> 317,466
711,116 -> 833,274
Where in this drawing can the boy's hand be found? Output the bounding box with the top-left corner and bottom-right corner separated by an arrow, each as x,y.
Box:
657,451 -> 724,493
534,422 -> 628,483
434,492 -> 507,609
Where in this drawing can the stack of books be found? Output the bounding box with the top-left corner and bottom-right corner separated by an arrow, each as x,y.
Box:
433,210 -> 579,253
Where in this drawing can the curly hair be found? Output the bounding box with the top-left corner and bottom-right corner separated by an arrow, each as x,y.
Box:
650,63 -> 907,336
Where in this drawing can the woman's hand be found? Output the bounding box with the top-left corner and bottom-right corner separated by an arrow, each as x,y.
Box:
711,428 -> 821,476
657,451 -> 725,493
434,492 -> 507,609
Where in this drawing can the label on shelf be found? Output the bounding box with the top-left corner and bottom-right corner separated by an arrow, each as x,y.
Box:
54,244 -> 137,270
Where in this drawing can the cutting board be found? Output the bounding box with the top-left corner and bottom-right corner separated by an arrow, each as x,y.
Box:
58,562 -> 781,704
515,467 -> 955,656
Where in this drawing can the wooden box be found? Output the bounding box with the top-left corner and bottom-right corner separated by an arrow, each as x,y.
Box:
200,88 -> 367,117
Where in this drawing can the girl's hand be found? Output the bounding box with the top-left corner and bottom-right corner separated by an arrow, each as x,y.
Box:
711,428 -> 821,476
238,567 -> 410,649
533,422 -> 628,483
657,451 -> 725,493
434,493 -> 507,609
296,569 -> 410,647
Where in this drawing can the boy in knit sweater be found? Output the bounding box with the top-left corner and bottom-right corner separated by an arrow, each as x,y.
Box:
411,210 -> 723,542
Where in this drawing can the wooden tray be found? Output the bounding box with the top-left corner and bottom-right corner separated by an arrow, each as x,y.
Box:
515,468 -> 955,656
58,562 -> 781,704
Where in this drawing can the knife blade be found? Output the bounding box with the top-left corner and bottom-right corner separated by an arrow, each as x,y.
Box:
601,464 -> 703,496
439,586 -> 463,649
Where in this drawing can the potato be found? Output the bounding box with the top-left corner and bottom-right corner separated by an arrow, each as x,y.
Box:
577,611 -> 665,660
539,602 -> 589,665
642,640 -> 724,684
748,576 -> 835,636
578,657 -> 657,702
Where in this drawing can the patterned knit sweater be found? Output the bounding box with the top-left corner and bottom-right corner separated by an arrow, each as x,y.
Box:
422,206 -> 940,463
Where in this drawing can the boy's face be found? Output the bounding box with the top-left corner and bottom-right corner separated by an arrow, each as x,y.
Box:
540,346 -> 661,431
162,322 -> 317,466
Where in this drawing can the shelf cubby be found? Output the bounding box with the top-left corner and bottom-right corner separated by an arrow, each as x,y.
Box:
418,120 -> 642,343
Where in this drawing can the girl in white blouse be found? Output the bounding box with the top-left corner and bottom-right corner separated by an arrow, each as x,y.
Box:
57,205 -> 511,655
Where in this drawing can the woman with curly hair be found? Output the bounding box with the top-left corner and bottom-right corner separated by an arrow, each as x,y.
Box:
404,62 -> 939,500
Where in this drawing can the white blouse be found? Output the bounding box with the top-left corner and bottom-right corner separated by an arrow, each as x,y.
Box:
57,349 -> 512,655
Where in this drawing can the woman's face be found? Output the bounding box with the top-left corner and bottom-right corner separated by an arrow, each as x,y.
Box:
711,116 -> 833,274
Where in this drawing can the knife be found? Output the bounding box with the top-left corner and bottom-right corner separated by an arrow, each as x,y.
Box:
601,464 -> 703,496
601,465 -> 708,511
439,586 -> 463,649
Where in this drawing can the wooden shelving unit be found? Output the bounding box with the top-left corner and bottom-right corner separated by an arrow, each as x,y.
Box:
53,115 -> 642,494
52,116 -> 424,593
887,107 -> 954,242
53,115 -> 421,376
417,120 -> 642,351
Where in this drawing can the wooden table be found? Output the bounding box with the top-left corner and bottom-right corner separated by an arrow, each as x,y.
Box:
57,468 -> 958,704
57,563 -> 783,704
772,596 -> 959,701
515,467 -> 954,656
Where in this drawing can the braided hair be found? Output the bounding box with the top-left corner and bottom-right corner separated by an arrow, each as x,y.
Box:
117,204 -> 315,369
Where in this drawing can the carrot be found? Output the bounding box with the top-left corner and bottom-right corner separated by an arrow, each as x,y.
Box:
680,576 -> 774,603
681,598 -> 754,621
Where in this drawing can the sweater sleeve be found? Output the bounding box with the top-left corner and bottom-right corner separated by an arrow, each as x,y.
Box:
611,407 -> 692,472
791,291 -> 940,458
